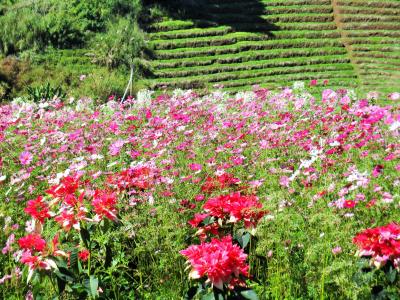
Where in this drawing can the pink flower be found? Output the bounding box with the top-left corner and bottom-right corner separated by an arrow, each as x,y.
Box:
279,176 -> 290,188
109,139 -> 126,156
19,151 -> 33,165
388,92 -> 400,101
372,165 -> 383,177
2,234 -> 15,254
332,246 -> 342,255
310,79 -> 318,86
180,236 -> 249,290
189,163 -> 202,172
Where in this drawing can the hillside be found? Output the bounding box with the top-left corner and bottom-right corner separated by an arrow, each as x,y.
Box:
145,0 -> 400,94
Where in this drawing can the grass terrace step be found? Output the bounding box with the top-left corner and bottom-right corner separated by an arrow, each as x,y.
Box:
351,51 -> 400,60
149,64 -> 355,89
358,63 -> 400,72
150,26 -> 232,40
347,37 -> 400,45
150,32 -> 264,50
351,44 -> 400,52
152,47 -> 349,69
336,0 -> 400,9
354,58 -> 400,66
150,20 -> 195,32
154,39 -> 345,59
339,14 -> 400,23
264,5 -> 333,14
342,23 -> 400,30
154,56 -> 352,78
260,0 -> 332,5
207,72 -> 358,89
337,6 -> 400,16
151,30 -> 342,50
345,30 -> 400,38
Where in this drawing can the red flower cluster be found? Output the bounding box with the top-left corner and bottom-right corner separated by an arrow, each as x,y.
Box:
203,192 -> 266,228
201,173 -> 240,193
18,233 -> 46,252
353,222 -> 400,269
92,189 -> 118,221
46,176 -> 80,200
24,196 -> 51,224
180,236 -> 249,290
107,166 -> 157,191
48,177 -> 87,231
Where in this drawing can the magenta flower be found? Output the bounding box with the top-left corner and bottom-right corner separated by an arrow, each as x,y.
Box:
19,151 -> 33,165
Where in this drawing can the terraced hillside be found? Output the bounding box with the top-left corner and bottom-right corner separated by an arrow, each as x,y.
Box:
333,0 -> 400,93
145,0 -> 400,93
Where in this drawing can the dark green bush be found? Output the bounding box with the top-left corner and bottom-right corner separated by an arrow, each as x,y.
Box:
0,0 -> 143,55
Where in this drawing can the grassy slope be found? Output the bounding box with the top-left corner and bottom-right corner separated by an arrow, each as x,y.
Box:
144,0 -> 400,94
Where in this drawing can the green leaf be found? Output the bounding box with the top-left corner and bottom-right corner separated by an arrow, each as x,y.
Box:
56,277 -> 66,294
54,267 -> 75,283
80,227 -> 90,248
241,232 -> 251,249
88,276 -> 99,298
386,267 -> 397,283
235,231 -> 251,249
69,249 -> 79,273
240,289 -> 259,300
201,292 -> 215,300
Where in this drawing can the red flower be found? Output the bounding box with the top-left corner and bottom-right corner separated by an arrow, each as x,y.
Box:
203,192 -> 266,228
201,173 -> 240,193
188,213 -> 210,228
24,196 -> 51,223
180,236 -> 249,290
92,189 -> 118,221
353,223 -> 400,269
343,200 -> 356,209
46,176 -> 80,199
18,234 -> 46,252
78,249 -> 90,262
107,166 -> 158,191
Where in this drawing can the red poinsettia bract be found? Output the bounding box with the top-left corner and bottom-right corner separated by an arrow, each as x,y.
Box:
18,233 -> 46,252
180,235 -> 249,290
92,189 -> 118,221
353,222 -> 400,269
24,196 -> 51,224
203,192 -> 266,228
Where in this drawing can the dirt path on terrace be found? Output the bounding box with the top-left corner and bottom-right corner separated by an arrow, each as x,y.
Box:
331,0 -> 362,82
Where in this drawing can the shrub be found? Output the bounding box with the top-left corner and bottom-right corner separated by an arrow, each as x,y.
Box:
0,0 -> 143,55
90,19 -> 148,72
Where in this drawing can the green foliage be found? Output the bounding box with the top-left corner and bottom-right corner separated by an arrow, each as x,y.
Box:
27,82 -> 66,102
0,0 -> 144,55
90,19 -> 147,69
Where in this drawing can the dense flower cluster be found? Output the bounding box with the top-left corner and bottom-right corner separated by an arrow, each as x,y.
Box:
203,192 -> 266,228
180,236 -> 249,290
353,223 -> 400,269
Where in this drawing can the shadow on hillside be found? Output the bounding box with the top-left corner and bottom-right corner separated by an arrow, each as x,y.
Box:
142,0 -> 279,35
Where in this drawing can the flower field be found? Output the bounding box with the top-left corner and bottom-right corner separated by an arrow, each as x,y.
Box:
0,84 -> 399,299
